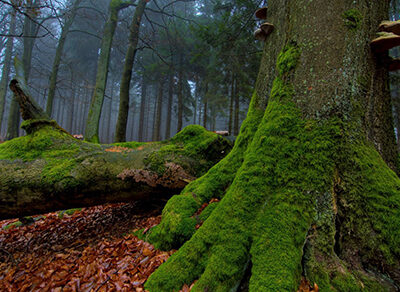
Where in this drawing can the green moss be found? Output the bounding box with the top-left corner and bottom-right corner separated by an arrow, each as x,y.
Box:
146,42 -> 336,292
0,123 -> 101,188
58,208 -> 82,219
198,202 -> 218,222
338,142 -> 400,276
3,221 -> 22,230
147,92 -> 264,251
111,141 -> 145,149
276,42 -> 301,76
342,9 -> 363,30
144,125 -> 231,176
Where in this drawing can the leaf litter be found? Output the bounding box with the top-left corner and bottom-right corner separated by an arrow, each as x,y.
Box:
0,200 -> 173,291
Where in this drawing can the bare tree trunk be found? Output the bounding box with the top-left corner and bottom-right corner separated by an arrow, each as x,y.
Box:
233,78 -> 239,136
67,85 -> 76,132
165,73 -> 174,139
84,1 -> 129,143
46,0 -> 82,116
153,79 -> 164,141
203,82 -> 208,129
177,58 -> 184,132
115,0 -> 147,142
228,73 -> 234,134
0,6 -> 16,130
138,77 -> 147,142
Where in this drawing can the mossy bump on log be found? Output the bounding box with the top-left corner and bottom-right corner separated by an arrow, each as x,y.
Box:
0,122 -> 231,219
145,41 -> 400,291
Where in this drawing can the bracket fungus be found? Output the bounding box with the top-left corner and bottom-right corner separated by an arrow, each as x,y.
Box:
254,28 -> 267,41
379,20 -> 400,36
370,32 -> 400,53
255,7 -> 267,20
260,22 -> 275,35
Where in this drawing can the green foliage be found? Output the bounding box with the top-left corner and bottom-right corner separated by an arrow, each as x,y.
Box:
342,9 -> 363,30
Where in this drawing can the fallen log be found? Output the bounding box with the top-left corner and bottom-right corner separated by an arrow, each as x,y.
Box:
0,60 -> 232,220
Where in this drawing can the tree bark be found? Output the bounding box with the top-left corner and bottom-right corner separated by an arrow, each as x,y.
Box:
228,73 -> 234,135
138,77 -> 147,142
233,77 -> 239,136
114,0 -> 147,142
165,72 -> 174,139
0,76 -> 232,220
0,5 -> 16,130
84,0 -> 130,143
177,57 -> 184,132
153,78 -> 164,141
203,81 -> 208,129
6,0 -> 39,140
145,1 -> 400,291
46,0 -> 82,116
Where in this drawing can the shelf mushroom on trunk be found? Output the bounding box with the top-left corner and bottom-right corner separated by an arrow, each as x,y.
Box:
254,28 -> 267,41
254,6 -> 274,42
379,20 -> 400,35
370,32 -> 400,53
260,22 -> 274,35
255,7 -> 267,20
371,20 -> 400,72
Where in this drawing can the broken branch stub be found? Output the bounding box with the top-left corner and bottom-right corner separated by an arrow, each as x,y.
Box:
9,57 -> 50,121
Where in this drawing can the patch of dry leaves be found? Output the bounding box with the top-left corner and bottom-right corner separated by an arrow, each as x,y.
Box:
0,202 -> 173,291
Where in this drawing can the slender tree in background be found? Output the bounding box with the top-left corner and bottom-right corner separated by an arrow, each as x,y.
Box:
138,74 -> 147,142
153,77 -> 164,141
146,1 -> 400,291
114,0 -> 147,142
0,3 -> 16,130
84,0 -> 130,143
176,55 -> 184,132
46,0 -> 83,116
165,71 -> 174,139
7,0 -> 39,140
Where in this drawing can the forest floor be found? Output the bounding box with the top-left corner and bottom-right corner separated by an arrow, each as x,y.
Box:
0,200 -> 176,292
0,199 -> 318,292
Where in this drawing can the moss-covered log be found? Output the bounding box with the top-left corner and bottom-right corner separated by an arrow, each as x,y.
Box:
0,122 -> 231,220
0,73 -> 231,219
144,1 -> 400,291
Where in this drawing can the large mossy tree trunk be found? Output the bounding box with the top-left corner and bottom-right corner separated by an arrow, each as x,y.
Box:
114,0 -> 147,142
145,1 -> 400,291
